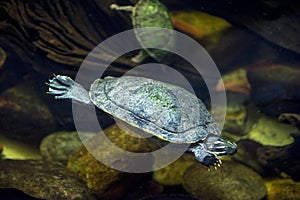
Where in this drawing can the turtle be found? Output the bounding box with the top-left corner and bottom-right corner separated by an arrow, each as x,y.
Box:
110,0 -> 175,63
47,75 -> 237,167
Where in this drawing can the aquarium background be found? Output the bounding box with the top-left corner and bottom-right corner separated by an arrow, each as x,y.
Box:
0,0 -> 299,199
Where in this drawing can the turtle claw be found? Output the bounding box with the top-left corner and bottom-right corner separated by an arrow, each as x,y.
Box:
49,75 -> 74,87
47,75 -> 75,99
48,87 -> 67,95
206,157 -> 222,171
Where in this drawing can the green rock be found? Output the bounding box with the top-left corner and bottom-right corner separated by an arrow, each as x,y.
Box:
153,154 -> 195,186
266,179 -> 300,200
170,10 -> 231,44
183,160 -> 266,200
0,134 -> 41,160
246,115 -> 297,146
40,131 -> 95,164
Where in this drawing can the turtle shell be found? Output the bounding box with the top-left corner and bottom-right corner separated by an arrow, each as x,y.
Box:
89,76 -> 220,144
131,0 -> 175,62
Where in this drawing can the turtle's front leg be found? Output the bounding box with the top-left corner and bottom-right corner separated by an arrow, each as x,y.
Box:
189,144 -> 222,168
110,4 -> 134,12
47,75 -> 92,105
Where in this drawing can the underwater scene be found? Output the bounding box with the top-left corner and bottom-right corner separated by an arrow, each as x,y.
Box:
0,0 -> 299,199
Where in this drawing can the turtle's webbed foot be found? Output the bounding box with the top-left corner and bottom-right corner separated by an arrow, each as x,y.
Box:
47,75 -> 75,99
47,75 -> 92,105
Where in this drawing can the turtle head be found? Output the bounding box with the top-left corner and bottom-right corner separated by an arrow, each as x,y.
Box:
190,134 -> 237,167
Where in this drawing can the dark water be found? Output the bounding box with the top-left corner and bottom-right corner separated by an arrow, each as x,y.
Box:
0,0 -> 299,199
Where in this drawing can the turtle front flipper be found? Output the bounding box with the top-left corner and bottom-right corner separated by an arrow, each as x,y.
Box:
189,136 -> 237,168
47,75 -> 92,105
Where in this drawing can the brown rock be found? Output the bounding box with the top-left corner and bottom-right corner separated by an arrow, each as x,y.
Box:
0,80 -> 56,144
153,154 -> 195,186
183,160 -> 266,200
266,179 -> 300,200
67,124 -> 157,194
0,159 -> 92,200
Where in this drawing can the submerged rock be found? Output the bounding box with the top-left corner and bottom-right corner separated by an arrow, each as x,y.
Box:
257,134 -> 300,181
0,159 -> 92,200
40,131 -> 95,164
170,10 -> 231,44
233,139 -> 264,174
0,47 -> 6,69
246,115 -> 297,146
279,113 -> 300,127
182,160 -> 266,200
0,80 -> 56,144
266,179 -> 300,200
216,68 -> 251,95
248,63 -> 300,117
67,124 -> 156,194
221,92 -> 249,135
153,154 -> 195,186
0,134 -> 41,160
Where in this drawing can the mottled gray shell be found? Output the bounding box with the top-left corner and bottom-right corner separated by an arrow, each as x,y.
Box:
89,76 -> 220,144
132,0 -> 175,62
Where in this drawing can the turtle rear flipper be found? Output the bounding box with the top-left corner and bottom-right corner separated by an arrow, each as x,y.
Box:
47,75 -> 92,105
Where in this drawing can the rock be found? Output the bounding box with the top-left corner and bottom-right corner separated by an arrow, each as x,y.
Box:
279,113 -> 300,127
67,124 -> 156,194
0,47 -> 6,69
266,179 -> 300,200
247,63 -> 300,117
0,159 -> 92,200
246,115 -> 298,146
233,139 -> 264,174
216,68 -> 251,95
40,131 -> 95,164
170,10 -> 231,44
0,133 -> 41,160
257,134 -> 300,181
220,92 -> 249,135
183,160 -> 267,200
0,79 -> 56,144
153,154 -> 195,186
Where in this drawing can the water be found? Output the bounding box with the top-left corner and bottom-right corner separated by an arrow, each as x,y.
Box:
0,0 -> 299,199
